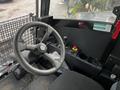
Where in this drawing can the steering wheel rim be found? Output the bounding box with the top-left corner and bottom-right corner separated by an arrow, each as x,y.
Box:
13,22 -> 65,75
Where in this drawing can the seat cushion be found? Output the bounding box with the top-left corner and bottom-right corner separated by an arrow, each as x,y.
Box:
49,71 -> 104,90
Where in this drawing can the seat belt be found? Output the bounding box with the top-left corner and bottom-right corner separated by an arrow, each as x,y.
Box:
112,20 -> 120,40
100,20 -> 120,63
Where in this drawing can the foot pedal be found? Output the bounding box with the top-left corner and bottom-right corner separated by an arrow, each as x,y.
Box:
13,65 -> 27,80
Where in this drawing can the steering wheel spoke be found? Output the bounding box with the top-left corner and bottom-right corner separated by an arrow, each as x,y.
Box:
47,43 -> 61,54
43,52 -> 61,68
41,28 -> 53,43
19,43 -> 38,51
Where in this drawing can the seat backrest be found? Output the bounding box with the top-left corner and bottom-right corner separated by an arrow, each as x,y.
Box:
111,81 -> 120,90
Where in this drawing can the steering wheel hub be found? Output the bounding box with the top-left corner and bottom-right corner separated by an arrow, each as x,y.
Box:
38,43 -> 47,53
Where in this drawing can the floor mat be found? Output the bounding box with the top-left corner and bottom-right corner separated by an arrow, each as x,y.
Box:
0,73 -> 33,90
0,73 -> 57,90
24,75 -> 57,90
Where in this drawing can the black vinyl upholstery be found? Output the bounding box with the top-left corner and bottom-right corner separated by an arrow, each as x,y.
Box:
111,81 -> 120,90
49,71 -> 104,90
117,81 -> 120,90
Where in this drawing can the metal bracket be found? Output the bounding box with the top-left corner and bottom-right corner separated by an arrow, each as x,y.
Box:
113,6 -> 120,20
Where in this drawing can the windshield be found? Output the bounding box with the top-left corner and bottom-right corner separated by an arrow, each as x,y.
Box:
49,0 -> 118,23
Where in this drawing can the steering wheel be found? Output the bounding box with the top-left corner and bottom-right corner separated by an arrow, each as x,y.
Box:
13,22 -> 65,75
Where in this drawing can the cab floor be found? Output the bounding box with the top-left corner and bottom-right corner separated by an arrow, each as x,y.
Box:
0,73 -> 57,90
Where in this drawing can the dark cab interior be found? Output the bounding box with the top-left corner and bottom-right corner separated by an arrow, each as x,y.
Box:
1,0 -> 120,90
37,1 -> 120,89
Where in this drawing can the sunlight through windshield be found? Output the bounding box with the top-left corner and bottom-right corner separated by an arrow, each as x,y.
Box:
49,0 -> 118,23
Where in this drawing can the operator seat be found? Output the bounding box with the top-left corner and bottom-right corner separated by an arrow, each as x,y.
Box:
49,71 -> 104,90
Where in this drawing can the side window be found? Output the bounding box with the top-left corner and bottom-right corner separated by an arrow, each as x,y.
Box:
0,0 -> 35,21
0,0 -> 36,65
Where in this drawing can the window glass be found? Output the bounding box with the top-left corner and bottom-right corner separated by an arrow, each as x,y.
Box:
49,0 -> 118,23
0,0 -> 35,21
